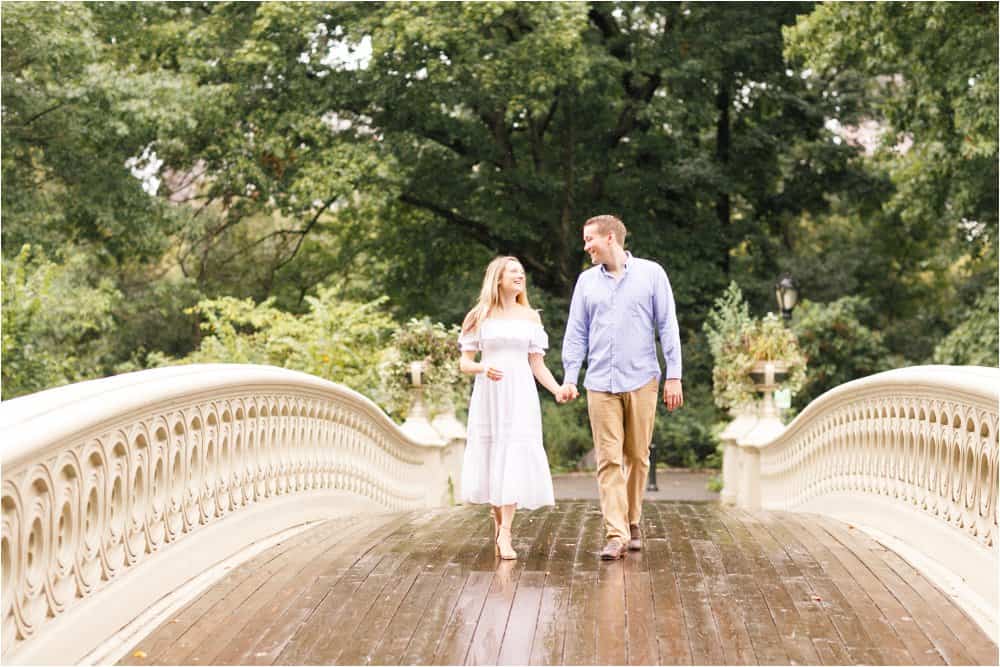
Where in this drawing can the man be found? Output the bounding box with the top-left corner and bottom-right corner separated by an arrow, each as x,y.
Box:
560,214 -> 683,560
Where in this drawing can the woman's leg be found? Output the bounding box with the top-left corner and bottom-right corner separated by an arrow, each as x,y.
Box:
491,505 -> 502,555
497,503 -> 517,559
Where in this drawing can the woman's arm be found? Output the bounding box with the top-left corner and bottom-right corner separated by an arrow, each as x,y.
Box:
460,350 -> 503,381
528,353 -> 561,396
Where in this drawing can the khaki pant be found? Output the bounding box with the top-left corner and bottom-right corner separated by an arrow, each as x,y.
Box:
587,377 -> 659,542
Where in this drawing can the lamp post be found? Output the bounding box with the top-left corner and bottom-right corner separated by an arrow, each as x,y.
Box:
646,442 -> 659,492
774,274 -> 799,320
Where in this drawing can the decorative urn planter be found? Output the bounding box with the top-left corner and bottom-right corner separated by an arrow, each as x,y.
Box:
749,359 -> 788,419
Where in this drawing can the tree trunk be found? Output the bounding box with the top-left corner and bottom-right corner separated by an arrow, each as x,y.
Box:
716,74 -> 732,279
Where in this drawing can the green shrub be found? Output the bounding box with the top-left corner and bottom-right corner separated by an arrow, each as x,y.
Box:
167,286 -> 395,398
2,245 -> 120,398
933,285 -> 999,366
791,296 -> 894,406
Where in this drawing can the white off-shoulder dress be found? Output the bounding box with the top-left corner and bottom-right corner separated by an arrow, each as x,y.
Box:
458,319 -> 555,510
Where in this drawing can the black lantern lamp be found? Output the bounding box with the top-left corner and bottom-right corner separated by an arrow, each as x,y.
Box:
774,274 -> 799,320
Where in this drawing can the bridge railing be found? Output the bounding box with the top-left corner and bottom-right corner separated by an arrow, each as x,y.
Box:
0,364 -> 465,665
722,365 -> 999,633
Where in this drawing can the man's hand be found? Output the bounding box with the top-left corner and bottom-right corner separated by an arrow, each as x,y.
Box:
663,379 -> 683,411
557,383 -> 579,403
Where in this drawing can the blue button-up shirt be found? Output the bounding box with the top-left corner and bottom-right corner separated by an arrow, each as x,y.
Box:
562,253 -> 682,393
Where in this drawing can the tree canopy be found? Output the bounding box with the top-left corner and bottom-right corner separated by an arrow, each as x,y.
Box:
3,1 -> 996,465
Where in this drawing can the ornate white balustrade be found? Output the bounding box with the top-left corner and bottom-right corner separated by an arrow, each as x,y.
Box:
721,365 -> 999,633
0,364 -> 465,664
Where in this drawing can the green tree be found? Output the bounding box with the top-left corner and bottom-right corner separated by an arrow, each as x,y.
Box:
1,2 -> 200,261
791,297 -> 895,406
932,285 -> 999,367
2,245 -> 121,398
785,1 -> 998,361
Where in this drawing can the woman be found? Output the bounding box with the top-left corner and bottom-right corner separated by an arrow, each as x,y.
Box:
458,256 -> 563,559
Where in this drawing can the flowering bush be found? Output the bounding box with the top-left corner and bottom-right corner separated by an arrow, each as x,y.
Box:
376,317 -> 469,421
703,282 -> 806,411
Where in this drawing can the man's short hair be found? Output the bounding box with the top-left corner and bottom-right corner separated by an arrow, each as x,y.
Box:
584,214 -> 627,245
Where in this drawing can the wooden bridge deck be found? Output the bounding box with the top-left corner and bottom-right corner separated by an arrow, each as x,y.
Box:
119,501 -> 997,666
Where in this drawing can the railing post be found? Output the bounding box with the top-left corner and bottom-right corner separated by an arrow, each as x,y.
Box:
738,445 -> 762,510
720,404 -> 758,506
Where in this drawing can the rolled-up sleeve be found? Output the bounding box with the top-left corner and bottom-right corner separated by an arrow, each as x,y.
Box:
652,266 -> 682,379
562,274 -> 589,385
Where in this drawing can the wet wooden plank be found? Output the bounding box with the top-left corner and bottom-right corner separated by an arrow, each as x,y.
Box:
527,572 -> 571,666
704,509 -> 791,665
624,555 -> 658,665
143,522 -> 335,665
299,552 -> 410,664
117,500 -> 1000,666
701,506 -> 817,666
430,570 -> 494,665
561,507 -> 603,665
812,514 -> 991,666
658,503 -> 727,665
800,515 -> 942,665
779,513 -> 915,664
546,501 -> 586,577
562,569 -> 599,665
522,505 -> 563,572
119,541 -> 282,666
337,560 -> 424,665
880,547 -> 997,665
367,508 -> 482,665
497,570 -> 545,665
715,509 -> 852,666
528,503 -> 584,665
275,550 -> 395,664
336,510 -> 464,666
645,503 -> 692,666
466,508 -> 547,666
575,504 -> 606,570
595,560 -> 627,666
754,510 -> 892,666
398,566 -> 468,666
208,513 -> 413,665
690,542 -> 757,665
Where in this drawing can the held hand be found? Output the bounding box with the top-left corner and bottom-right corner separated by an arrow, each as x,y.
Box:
663,379 -> 683,411
483,365 -> 504,381
561,383 -> 579,402
554,384 -> 574,403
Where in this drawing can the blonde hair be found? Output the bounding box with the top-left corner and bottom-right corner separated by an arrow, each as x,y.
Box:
462,256 -> 531,333
584,214 -> 627,245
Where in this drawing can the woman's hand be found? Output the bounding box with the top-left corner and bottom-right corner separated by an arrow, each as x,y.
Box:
483,365 -> 504,381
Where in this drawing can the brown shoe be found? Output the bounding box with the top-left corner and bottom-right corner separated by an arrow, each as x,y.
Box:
628,524 -> 642,551
600,538 -> 627,560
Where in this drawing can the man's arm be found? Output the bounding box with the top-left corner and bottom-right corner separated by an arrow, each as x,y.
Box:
562,274 -> 589,392
652,265 -> 683,410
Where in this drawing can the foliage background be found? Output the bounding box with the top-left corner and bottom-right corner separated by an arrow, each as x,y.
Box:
3,1 -> 996,471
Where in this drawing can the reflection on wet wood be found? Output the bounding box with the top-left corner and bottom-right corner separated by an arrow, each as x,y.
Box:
120,501 -> 998,666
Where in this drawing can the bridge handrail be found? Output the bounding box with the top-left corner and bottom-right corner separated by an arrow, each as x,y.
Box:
723,364 -> 998,634
1,364 -> 462,663
756,365 -> 996,548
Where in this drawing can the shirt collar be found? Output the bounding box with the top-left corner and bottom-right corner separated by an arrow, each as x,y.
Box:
600,251 -> 633,277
